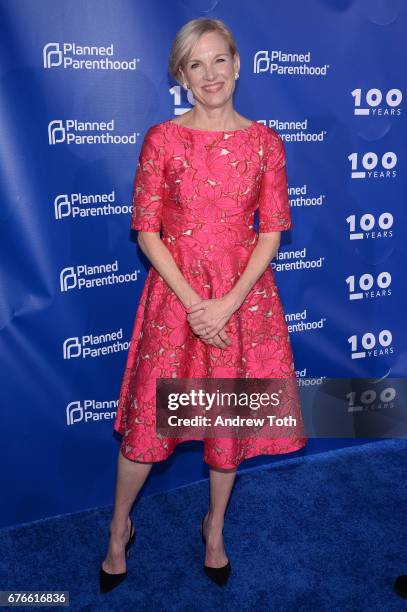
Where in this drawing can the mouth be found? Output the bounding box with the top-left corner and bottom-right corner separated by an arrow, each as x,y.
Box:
202,82 -> 224,93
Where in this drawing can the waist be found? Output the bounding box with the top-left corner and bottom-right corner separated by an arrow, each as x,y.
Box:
162,218 -> 256,234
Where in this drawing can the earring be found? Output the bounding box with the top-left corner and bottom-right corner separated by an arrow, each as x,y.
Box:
235,72 -> 239,79
183,82 -> 190,90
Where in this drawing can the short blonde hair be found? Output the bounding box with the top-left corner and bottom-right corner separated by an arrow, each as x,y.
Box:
168,18 -> 238,85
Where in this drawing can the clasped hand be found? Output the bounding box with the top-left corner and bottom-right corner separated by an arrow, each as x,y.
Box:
185,297 -> 234,350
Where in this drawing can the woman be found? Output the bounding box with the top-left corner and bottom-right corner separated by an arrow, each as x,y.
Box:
100,17 -> 308,593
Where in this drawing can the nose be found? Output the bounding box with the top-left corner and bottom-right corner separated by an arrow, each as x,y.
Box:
203,66 -> 217,81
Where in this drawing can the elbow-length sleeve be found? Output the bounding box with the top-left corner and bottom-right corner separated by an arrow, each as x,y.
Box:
257,129 -> 291,233
130,125 -> 166,232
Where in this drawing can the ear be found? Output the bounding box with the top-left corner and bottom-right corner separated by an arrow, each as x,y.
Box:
233,52 -> 240,74
178,66 -> 185,83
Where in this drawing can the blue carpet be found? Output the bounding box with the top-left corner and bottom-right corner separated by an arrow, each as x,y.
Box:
1,439 -> 407,611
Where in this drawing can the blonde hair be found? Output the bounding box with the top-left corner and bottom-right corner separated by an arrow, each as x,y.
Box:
168,18 -> 238,85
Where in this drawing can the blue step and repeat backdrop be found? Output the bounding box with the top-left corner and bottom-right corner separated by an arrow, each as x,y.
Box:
1,0 -> 406,527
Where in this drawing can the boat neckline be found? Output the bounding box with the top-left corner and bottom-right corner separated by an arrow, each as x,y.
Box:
166,119 -> 257,134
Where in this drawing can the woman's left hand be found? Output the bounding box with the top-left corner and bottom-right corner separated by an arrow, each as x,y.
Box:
185,297 -> 235,340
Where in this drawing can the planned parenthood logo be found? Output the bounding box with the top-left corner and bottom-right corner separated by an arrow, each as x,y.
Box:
63,328 -> 129,360
43,42 -> 137,70
296,369 -> 326,388
258,119 -> 327,144
288,183 -> 325,208
253,50 -> 329,75
48,119 -> 137,145
60,260 -> 141,292
272,247 -> 325,272
54,190 -> 131,220
66,399 -> 118,425
285,308 -> 326,333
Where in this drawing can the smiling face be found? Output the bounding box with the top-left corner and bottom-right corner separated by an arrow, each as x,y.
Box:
179,31 -> 240,110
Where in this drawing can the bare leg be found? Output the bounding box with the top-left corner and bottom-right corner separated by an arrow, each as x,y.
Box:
202,466 -> 237,568
101,450 -> 153,574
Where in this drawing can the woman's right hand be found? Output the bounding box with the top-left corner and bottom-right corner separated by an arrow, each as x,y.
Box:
185,293 -> 231,349
202,327 -> 231,350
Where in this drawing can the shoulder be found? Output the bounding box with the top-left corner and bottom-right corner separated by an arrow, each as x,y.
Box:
256,123 -> 283,145
142,121 -> 167,142
256,124 -> 285,162
137,122 -> 168,159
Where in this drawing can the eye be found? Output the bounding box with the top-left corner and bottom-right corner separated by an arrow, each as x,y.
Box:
190,63 -> 199,69
216,58 -> 226,62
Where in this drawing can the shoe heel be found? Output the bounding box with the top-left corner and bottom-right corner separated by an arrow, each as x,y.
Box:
200,513 -> 231,587
99,519 -> 136,594
204,561 -> 231,587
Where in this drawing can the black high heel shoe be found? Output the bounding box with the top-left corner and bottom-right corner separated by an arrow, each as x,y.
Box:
394,574 -> 407,598
99,518 -> 136,594
200,513 -> 231,586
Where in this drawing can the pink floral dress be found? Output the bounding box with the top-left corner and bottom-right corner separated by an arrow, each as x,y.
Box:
113,119 -> 308,468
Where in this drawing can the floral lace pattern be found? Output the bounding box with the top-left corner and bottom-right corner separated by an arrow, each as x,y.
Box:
113,119 -> 308,468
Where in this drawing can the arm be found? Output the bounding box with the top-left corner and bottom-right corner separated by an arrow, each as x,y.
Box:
130,126 -> 202,309
132,126 -> 230,349
223,232 -> 281,314
137,232 -> 201,309
225,130 -> 290,313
